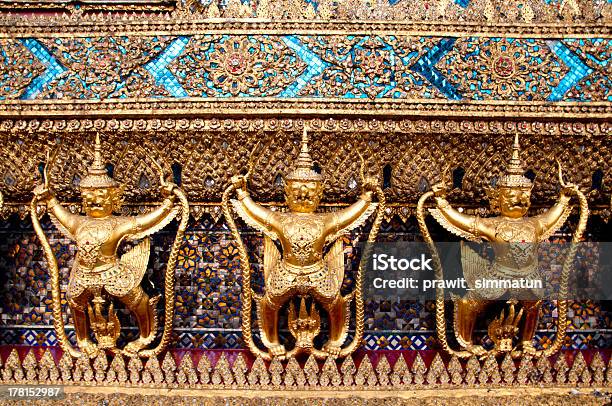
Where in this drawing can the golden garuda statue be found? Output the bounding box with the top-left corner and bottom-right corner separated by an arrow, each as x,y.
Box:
31,134 -> 189,358
223,128 -> 385,360
417,134 -> 588,359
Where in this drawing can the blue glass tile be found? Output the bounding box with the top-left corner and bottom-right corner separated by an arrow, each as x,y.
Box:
19,39 -> 66,100
279,35 -> 328,98
144,36 -> 190,98
410,37 -> 462,100
547,40 -> 593,102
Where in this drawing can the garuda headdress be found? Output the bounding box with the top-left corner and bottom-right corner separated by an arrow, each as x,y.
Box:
285,128 -> 323,182
79,134 -> 119,189
497,134 -> 532,189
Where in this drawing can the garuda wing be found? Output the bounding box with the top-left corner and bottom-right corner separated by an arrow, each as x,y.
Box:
325,203 -> 378,244
127,206 -> 179,241
119,237 -> 151,286
460,242 -> 489,290
429,208 -> 480,242
263,235 -> 281,283
536,205 -> 573,242
325,238 -> 345,289
231,199 -> 279,241
48,212 -> 76,241
460,242 -> 505,299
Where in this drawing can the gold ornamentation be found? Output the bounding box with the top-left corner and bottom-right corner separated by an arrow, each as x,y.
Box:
269,357 -> 284,386
197,352 -> 211,385
427,353 -> 450,385
207,37 -> 265,96
418,134 -> 589,359
412,354 -> 426,385
376,355 -> 391,386
443,37 -> 567,101
517,355 -> 534,385
210,353 -> 232,385
488,303 -> 524,352
448,356 -> 463,385
0,0 -> 610,25
223,127 -> 385,360
162,352 -> 177,385
30,134 -> 190,359
1,118 -> 609,218
568,352 -> 589,385
1,347 -> 609,391
355,355 -> 376,386
128,356 -> 143,384
591,352 -> 606,385
23,350 -> 37,382
40,350 -> 60,383
107,354 -> 128,384
248,357 -> 270,385
74,356 -> 94,383
176,353 -> 198,386
501,354 -> 515,384
142,356 -> 164,385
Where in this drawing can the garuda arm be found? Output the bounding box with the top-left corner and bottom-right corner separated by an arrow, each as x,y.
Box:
430,194 -> 493,241
230,186 -> 280,240
532,192 -> 572,241
45,195 -> 81,240
119,194 -> 178,240
324,189 -> 377,242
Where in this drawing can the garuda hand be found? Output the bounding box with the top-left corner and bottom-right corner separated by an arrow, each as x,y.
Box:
431,181 -> 448,198
362,176 -> 378,193
33,184 -> 51,201
160,181 -> 177,199
231,174 -> 247,191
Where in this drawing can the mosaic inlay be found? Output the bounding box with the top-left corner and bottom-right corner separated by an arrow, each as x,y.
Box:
1,214 -> 609,351
0,35 -> 609,104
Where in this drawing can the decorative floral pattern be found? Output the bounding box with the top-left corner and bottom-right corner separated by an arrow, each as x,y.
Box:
169,35 -> 307,97
442,38 -> 567,100
0,34 -> 608,102
563,38 -> 612,102
37,36 -> 175,99
0,40 -> 45,100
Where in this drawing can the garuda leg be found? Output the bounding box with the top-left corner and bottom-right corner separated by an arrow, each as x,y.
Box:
257,294 -> 286,357
118,285 -> 158,355
518,299 -> 542,355
455,293 -> 488,352
67,289 -> 98,357
322,293 -> 351,358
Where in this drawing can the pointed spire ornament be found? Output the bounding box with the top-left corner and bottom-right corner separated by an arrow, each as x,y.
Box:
285,127 -> 323,182
497,133 -> 532,188
80,133 -> 119,189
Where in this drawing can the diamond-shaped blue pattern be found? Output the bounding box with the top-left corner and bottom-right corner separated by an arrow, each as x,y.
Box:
279,35 -> 328,98
0,34 -> 607,103
144,36 -> 190,98
19,39 -> 66,100
410,37 -> 462,100
547,40 -> 593,102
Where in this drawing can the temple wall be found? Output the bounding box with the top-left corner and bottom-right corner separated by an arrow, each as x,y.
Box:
0,1 -> 610,396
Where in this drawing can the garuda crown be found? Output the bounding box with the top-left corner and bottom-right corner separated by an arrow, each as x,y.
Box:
79,134 -> 120,190
497,134 -> 532,189
285,128 -> 324,182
